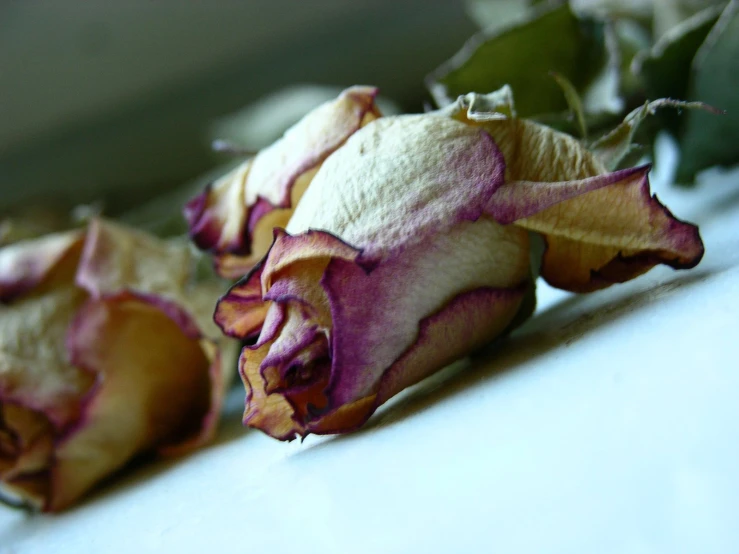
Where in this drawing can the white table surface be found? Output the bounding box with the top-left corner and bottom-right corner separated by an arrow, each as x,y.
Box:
2,137 -> 738,554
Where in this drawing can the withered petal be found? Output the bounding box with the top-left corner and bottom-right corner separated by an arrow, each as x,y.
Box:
448,90 -> 704,292
0,284 -> 93,430
76,218 -> 192,299
0,231 -> 84,303
285,115 -> 506,260
216,92 -> 705,440
375,285 -> 526,406
185,86 -> 381,279
0,402 -> 54,482
308,285 -> 527,436
489,165 -> 704,291
48,292 -> 218,512
229,218 -> 530,439
239,338 -> 304,441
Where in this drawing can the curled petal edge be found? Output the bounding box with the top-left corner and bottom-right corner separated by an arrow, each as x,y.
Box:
38,291 -> 223,512
485,164 -> 704,291
185,86 -> 381,278
217,228 -> 527,441
0,231 -> 84,303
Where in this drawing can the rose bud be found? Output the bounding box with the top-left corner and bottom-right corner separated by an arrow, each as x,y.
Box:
214,88 -> 704,441
0,219 -> 232,512
184,85 -> 383,279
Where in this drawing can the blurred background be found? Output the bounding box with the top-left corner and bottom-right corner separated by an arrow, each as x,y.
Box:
0,0 -> 477,216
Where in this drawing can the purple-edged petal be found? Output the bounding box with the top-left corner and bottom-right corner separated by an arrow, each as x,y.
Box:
0,402 -> 54,478
1,219 -> 234,511
76,218 -> 192,299
215,265 -> 270,340
76,218 -> 230,344
213,113 -> 536,440
447,91 -> 704,292
285,115 -> 506,259
488,165 -> 704,291
0,231 -> 83,303
185,86 -> 382,279
0,402 -> 55,509
0,284 -> 93,430
238,336 -> 301,442
310,285 -> 526,435
225,216 -> 530,440
451,104 -> 607,183
0,281 -> 93,509
319,219 -> 528,410
374,285 -> 526,406
47,292 -> 217,512
214,228 -> 355,340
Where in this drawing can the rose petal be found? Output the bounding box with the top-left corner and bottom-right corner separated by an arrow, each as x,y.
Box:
226,217 -> 530,439
214,265 -> 270,340
374,285 -> 526,406
485,165 -> 648,223
0,401 -> 55,509
76,218 -> 192,299
185,86 -> 381,279
258,303 -> 328,393
310,285 -> 527,435
0,281 -> 92,509
319,219 -> 529,409
219,92 -> 705,440
239,338 -> 300,441
0,402 -> 54,480
448,95 -> 607,182
2,219 -> 232,510
0,231 -> 84,303
217,113 -> 535,439
286,115 -> 506,260
48,292 -> 216,511
447,91 -> 704,291
488,165 -> 704,291
75,217 -> 228,343
0,284 -> 93,429
214,228 -> 351,340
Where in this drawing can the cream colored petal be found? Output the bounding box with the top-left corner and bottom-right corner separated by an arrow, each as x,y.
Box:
0,402 -> 54,481
444,91 -> 703,291
442,88 -> 606,182
480,117 -> 606,182
227,217 -> 531,440
286,115 -> 506,259
0,284 -> 93,429
76,218 -> 192,299
49,294 -> 213,512
504,167 -> 704,291
185,87 -> 381,278
0,402 -> 54,510
0,230 -> 84,302
239,329 -> 305,441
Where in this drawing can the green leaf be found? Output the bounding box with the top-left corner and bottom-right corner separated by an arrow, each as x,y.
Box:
590,99 -> 722,171
612,19 -> 652,102
676,1 -> 739,181
633,5 -> 723,135
426,3 -> 608,116
651,0 -> 727,39
464,0 -> 534,33
549,71 -> 588,139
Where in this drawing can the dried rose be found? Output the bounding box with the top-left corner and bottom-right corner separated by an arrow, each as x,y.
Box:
214,87 -> 704,441
0,219 -> 231,512
184,85 -> 383,279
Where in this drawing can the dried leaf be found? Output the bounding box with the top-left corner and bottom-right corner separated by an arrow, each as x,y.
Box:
676,1 -> 739,180
426,3 -> 608,116
590,98 -> 722,170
